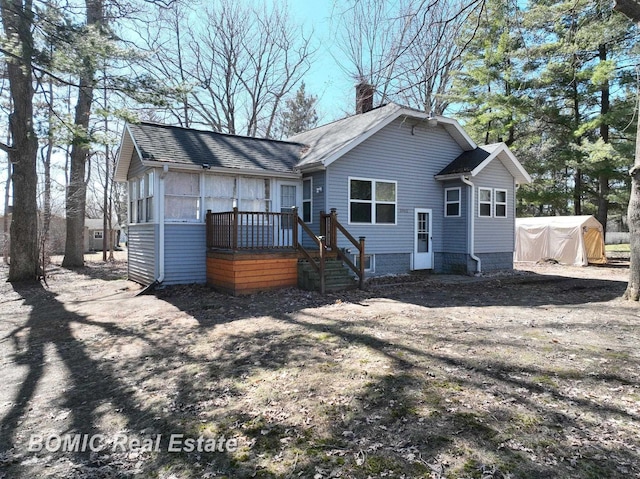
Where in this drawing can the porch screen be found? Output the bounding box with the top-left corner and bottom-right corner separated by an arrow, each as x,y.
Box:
204,175 -> 236,212
239,178 -> 270,212
165,172 -> 200,221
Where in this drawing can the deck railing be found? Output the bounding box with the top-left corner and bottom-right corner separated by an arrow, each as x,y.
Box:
206,208 -> 297,250
206,206 -> 365,293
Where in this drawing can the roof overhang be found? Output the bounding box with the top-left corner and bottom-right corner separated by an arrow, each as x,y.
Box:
435,143 -> 532,184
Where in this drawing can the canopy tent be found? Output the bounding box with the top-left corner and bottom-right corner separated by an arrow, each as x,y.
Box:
515,215 -> 607,266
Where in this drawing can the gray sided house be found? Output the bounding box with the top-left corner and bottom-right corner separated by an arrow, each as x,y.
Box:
114,122 -> 305,286
115,100 -> 530,287
288,102 -> 531,276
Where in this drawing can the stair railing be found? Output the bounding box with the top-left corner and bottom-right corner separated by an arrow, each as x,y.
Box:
321,208 -> 366,289
293,207 -> 327,294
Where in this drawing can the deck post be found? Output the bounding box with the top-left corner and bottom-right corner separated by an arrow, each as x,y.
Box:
319,235 -> 326,294
232,206 -> 239,251
291,206 -> 299,248
320,210 -> 326,239
206,210 -> 212,249
330,208 -> 338,250
359,236 -> 366,289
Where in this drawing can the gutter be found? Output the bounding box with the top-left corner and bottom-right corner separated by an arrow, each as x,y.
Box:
460,175 -> 482,274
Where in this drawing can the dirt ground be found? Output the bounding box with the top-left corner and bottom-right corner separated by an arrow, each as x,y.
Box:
0,256 -> 639,478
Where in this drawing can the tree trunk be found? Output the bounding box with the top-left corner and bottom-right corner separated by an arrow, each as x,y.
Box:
596,44 -> 610,236
2,0 -> 39,282
62,0 -> 102,267
3,126 -> 11,265
624,119 -> 640,300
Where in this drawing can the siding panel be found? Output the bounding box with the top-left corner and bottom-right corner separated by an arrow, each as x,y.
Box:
473,160 -> 516,253
326,118 -> 464,255
127,224 -> 158,285
127,149 -> 148,178
164,224 -> 207,284
442,180 -> 468,253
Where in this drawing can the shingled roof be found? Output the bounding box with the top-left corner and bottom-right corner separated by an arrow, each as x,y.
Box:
126,122 -> 304,173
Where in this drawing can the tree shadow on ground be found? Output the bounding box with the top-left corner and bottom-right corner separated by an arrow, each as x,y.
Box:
2,268 -> 638,478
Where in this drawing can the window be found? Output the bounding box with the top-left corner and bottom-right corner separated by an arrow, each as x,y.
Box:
494,189 -> 507,217
136,176 -> 144,223
444,187 -> 461,217
349,178 -> 397,224
128,180 -> 137,223
479,188 -> 492,217
239,177 -> 270,212
145,171 -> 154,221
204,175 -> 236,213
94,230 -> 103,240
354,253 -> 374,273
165,171 -> 201,221
302,178 -> 312,223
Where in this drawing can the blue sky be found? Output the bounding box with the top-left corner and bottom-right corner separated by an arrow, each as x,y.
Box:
286,0 -> 357,122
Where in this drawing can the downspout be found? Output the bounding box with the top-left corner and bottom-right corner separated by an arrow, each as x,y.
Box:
460,175 -> 482,274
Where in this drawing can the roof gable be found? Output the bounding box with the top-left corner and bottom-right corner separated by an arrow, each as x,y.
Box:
115,122 -> 305,181
436,143 -> 531,184
288,103 -> 477,169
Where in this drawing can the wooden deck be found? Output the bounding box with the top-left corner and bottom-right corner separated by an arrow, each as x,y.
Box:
206,249 -> 299,295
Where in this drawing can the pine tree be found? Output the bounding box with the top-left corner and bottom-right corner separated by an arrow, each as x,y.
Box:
279,82 -> 319,139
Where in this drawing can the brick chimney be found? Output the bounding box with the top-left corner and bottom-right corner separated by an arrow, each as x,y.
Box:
355,83 -> 374,114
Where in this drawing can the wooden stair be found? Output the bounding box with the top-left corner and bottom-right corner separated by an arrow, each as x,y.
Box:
298,258 -> 358,292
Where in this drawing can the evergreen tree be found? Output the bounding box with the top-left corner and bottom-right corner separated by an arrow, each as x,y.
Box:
279,82 -> 319,138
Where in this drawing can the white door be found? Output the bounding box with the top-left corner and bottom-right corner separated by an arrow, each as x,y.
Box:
278,182 -> 299,246
413,208 -> 432,269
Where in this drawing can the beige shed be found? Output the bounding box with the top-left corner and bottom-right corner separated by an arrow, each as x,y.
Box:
515,215 -> 606,266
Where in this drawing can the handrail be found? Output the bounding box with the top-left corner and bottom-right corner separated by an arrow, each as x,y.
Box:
294,207 -> 326,294
321,209 -> 366,289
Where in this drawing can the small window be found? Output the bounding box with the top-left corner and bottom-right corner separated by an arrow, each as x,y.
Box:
137,176 -> 144,223
479,188 -> 492,217
94,230 -> 103,240
494,189 -> 507,217
444,187 -> 461,217
145,171 -> 154,222
349,178 -> 396,224
165,171 -> 201,222
129,180 -> 137,223
302,178 -> 312,223
354,253 -> 374,273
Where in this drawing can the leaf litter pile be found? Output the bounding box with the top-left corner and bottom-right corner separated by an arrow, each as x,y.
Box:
0,260 -> 639,478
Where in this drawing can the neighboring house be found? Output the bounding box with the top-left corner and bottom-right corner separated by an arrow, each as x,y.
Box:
115,87 -> 530,287
84,218 -> 121,252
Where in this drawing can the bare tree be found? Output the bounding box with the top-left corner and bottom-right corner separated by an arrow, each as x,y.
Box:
332,0 -> 486,113
131,0 -> 313,137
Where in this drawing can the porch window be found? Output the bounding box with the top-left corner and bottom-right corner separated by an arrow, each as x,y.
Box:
478,188 -> 492,217
165,171 -> 201,221
349,177 -> 396,224
204,175 -> 236,213
239,178 -> 270,212
444,187 -> 461,217
302,178 -> 312,223
494,189 -> 507,217
136,176 -> 144,223
145,171 -> 154,222
128,180 -> 137,223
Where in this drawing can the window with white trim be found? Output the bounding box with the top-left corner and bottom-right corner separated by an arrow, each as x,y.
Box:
136,176 -> 144,223
349,178 -> 396,224
494,189 -> 507,217
444,187 -> 461,217
302,178 -> 312,223
145,171 -> 154,221
354,253 -> 374,273
204,175 -> 236,213
239,177 -> 270,212
94,230 -> 103,239
478,188 -> 492,217
165,171 -> 201,221
128,180 -> 137,223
